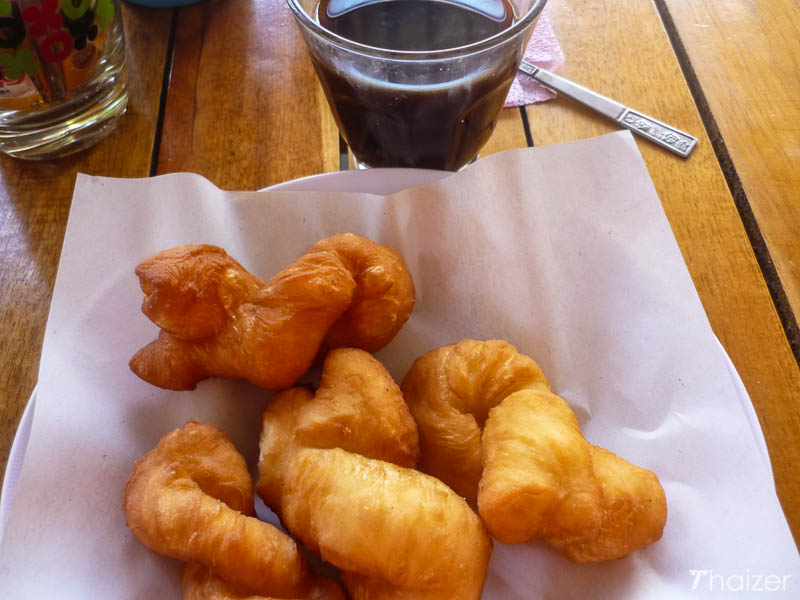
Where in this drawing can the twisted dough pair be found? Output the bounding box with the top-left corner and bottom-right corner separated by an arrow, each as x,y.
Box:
129,233 -> 415,391
124,348 -> 492,600
402,339 -> 668,563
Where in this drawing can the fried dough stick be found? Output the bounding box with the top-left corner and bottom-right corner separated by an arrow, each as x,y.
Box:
282,448 -> 492,600
545,445 -> 668,562
123,420 -> 312,598
182,564 -> 346,600
257,348 -> 491,598
130,233 -> 415,390
400,339 -> 550,501
257,348 -> 420,512
479,388 -> 667,561
403,339 -> 667,562
478,389 -> 603,545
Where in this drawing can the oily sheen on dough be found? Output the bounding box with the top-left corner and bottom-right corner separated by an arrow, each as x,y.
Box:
130,233 -> 415,390
402,339 -> 667,562
123,420 -> 313,598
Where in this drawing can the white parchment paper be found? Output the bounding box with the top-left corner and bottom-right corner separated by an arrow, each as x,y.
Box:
1,132 -> 798,598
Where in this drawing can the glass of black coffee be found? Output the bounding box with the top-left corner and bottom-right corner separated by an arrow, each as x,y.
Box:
287,0 -> 548,171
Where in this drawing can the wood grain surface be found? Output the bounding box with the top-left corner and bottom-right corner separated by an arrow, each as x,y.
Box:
157,0 -> 339,190
482,107 -> 530,157
0,4 -> 171,489
532,0 -> 800,546
662,0 -> 800,342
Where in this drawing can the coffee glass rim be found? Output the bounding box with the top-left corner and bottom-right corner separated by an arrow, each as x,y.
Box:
285,0 -> 548,60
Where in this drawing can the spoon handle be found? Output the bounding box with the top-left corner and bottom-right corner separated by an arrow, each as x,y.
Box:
519,61 -> 698,158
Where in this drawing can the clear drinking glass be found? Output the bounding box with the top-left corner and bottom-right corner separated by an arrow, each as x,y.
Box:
287,0 -> 547,171
0,0 -> 128,159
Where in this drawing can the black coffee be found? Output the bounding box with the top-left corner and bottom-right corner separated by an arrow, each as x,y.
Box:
319,0 -> 514,50
314,0 -> 519,170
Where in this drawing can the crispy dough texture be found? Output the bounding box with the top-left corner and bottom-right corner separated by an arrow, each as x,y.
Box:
256,348 -> 420,513
478,389 -> 603,544
282,448 -> 492,600
400,339 -> 550,501
123,420 -> 312,598
257,349 -> 490,598
129,233 -> 415,390
545,445 -> 668,562
182,564 -> 347,600
297,348 -> 420,466
402,339 -> 667,562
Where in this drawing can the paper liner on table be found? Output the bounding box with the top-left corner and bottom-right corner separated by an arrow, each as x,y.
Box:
1,132 -> 798,598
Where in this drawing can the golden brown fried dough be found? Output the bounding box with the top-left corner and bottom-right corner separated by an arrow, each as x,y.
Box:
311,234 -> 415,354
256,387 -> 314,511
478,389 -> 603,545
281,448 -> 492,600
123,420 -> 312,598
257,349 -> 489,597
339,574 -> 444,600
545,445 -> 668,562
478,384 -> 666,560
257,348 -> 420,513
182,563 -> 347,600
130,233 -> 415,390
296,348 -> 420,467
403,339 -> 667,562
400,339 -> 550,501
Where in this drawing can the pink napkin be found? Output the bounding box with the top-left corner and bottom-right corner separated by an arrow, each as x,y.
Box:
505,11 -> 564,107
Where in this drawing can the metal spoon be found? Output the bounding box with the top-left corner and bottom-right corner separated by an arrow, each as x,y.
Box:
519,60 -> 698,158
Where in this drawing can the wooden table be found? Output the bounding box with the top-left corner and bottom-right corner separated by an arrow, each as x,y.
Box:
1,0 -> 798,550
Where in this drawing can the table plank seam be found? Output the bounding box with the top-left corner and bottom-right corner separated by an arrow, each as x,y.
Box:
654,0 -> 800,366
518,106 -> 535,147
149,8 -> 179,177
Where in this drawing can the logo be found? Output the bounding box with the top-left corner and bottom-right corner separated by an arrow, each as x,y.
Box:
690,570 -> 791,593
